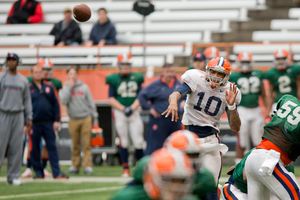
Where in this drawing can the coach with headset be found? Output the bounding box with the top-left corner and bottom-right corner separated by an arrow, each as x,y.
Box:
0,53 -> 32,186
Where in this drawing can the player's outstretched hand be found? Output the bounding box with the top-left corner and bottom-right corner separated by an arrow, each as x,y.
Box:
161,103 -> 179,122
225,83 -> 238,106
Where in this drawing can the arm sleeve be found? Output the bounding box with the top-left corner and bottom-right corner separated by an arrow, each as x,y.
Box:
89,26 -> 97,45
109,85 -> 116,97
181,70 -> 199,92
105,25 -> 117,45
137,84 -> 142,94
23,83 -> 33,120
59,85 -> 72,105
174,83 -> 192,97
138,85 -> 154,110
85,86 -> 98,123
28,3 -> 43,24
51,86 -> 60,122
7,3 -> 14,18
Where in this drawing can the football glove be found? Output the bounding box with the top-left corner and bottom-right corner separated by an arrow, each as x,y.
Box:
124,107 -> 133,117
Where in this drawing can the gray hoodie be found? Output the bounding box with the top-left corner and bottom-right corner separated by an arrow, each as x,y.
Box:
59,80 -> 98,123
0,71 -> 32,119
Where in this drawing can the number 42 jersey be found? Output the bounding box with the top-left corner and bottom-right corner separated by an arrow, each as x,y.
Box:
106,72 -> 144,107
181,69 -> 241,132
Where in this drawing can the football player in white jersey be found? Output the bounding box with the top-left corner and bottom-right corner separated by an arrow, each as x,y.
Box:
162,57 -> 241,200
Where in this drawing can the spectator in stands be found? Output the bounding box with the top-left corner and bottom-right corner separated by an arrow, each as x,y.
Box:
29,65 -> 68,179
50,8 -> 82,46
7,0 -> 43,24
188,52 -> 206,71
85,8 -> 117,47
138,63 -> 184,155
59,66 -> 98,174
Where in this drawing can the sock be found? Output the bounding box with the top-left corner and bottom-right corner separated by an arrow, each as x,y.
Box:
135,149 -> 143,161
42,158 -> 48,169
27,158 -> 32,168
119,147 -> 129,169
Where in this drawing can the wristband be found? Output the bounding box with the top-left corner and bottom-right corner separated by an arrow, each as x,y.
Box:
227,103 -> 236,111
170,102 -> 178,107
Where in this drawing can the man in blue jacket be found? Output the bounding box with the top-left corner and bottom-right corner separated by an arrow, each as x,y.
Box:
29,65 -> 67,179
85,8 -> 117,46
138,63 -> 184,155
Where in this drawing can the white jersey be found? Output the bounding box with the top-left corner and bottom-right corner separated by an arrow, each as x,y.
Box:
181,69 -> 241,132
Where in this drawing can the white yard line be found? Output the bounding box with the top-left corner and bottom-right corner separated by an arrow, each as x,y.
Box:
0,186 -> 122,199
0,177 -> 132,183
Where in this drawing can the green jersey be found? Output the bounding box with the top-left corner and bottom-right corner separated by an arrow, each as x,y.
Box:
27,76 -> 62,91
263,94 -> 300,161
111,185 -> 199,200
263,64 -> 300,102
133,156 -> 216,199
229,148 -> 294,194
228,70 -> 264,107
106,73 -> 144,107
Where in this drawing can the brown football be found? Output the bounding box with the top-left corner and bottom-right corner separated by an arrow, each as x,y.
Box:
73,4 -> 91,22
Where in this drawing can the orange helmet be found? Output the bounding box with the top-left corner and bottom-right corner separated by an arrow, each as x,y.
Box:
38,57 -> 53,69
204,46 -> 220,61
117,53 -> 132,65
274,49 -> 289,71
236,52 -> 253,73
164,130 -> 201,168
205,57 -> 231,88
143,148 -> 193,200
117,53 -> 132,76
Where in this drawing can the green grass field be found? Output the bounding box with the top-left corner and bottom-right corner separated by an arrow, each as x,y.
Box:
0,165 -> 300,199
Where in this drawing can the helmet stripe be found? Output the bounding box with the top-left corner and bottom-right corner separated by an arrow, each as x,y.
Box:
217,57 -> 225,67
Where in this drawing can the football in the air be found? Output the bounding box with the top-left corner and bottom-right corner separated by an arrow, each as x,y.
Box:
73,4 -> 91,22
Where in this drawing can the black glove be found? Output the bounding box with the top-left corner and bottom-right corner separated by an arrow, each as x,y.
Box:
123,107 -> 133,117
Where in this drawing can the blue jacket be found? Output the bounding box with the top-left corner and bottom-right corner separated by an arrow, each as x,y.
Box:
89,19 -> 117,45
138,77 -> 184,114
29,80 -> 60,123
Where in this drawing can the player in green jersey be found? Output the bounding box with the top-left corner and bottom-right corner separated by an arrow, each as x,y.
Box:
111,148 -> 198,200
264,49 -> 300,118
222,147 -> 294,200
106,53 -> 144,177
229,52 -> 267,164
245,94 -> 300,200
22,57 -> 62,179
126,130 -> 216,200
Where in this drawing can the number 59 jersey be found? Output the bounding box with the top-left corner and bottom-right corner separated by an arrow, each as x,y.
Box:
264,64 -> 300,103
263,95 -> 300,161
181,69 -> 241,132
106,72 -> 144,107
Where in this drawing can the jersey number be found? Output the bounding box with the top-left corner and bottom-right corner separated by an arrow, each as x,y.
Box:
278,76 -> 292,93
237,77 -> 260,94
193,92 -> 222,116
277,100 -> 300,125
117,81 -> 138,98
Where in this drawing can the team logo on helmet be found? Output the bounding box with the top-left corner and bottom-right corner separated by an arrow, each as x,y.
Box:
236,52 -> 253,73
143,148 -> 193,200
274,49 -> 289,71
205,57 -> 231,88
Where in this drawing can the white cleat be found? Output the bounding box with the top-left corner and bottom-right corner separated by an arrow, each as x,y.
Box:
7,179 -> 22,186
21,168 -> 32,178
44,169 -> 52,178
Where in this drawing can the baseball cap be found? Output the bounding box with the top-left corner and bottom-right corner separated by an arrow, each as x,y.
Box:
193,52 -> 206,61
6,53 -> 19,61
63,7 -> 72,13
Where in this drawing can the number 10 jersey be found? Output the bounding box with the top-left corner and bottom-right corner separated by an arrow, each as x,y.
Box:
181,69 -> 241,132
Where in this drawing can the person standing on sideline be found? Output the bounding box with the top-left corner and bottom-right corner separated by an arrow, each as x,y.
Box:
0,53 -> 32,185
138,63 -> 184,155
59,66 -> 98,174
106,53 -> 144,177
28,65 -> 68,179
188,52 -> 206,71
22,57 -> 62,178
